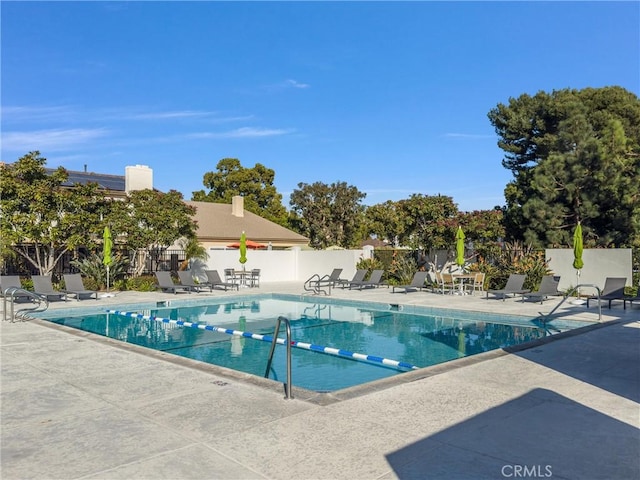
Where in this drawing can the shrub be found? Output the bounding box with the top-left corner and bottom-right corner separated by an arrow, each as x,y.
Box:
386,254 -> 418,285
70,253 -> 129,290
476,241 -> 552,290
118,275 -> 157,292
355,256 -> 386,280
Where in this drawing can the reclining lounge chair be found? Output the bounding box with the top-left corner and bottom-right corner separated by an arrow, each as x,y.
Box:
32,276 -> 67,302
522,275 -> 561,304
177,271 -> 206,292
486,274 -> 529,301
336,269 -> 367,289
204,270 -> 239,291
349,269 -> 385,290
586,277 -> 627,309
0,275 -> 32,303
154,271 -> 192,294
63,274 -> 98,300
392,271 -> 429,293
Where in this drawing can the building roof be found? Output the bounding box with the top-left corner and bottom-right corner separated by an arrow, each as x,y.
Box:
45,168 -> 126,191
186,200 -> 309,246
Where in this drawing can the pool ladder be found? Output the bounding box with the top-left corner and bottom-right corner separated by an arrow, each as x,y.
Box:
542,284 -> 602,324
303,274 -> 331,296
3,287 -> 49,322
265,316 -> 294,399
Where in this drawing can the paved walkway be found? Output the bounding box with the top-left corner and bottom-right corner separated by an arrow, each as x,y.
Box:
1,283 -> 639,479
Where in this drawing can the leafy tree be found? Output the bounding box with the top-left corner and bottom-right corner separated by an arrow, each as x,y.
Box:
108,189 -> 198,276
364,200 -> 405,247
178,236 -> 209,271
488,86 -> 640,248
457,208 -> 505,261
396,194 -> 458,250
289,181 -> 366,249
192,158 -> 288,226
0,152 -> 108,275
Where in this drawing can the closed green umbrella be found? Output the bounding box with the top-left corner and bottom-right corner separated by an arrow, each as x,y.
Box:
572,222 -> 584,301
572,222 -> 583,270
239,231 -> 247,269
455,227 -> 466,269
103,226 -> 113,292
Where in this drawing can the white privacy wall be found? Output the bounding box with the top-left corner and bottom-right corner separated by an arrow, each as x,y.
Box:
546,248 -> 633,292
196,247 -> 373,283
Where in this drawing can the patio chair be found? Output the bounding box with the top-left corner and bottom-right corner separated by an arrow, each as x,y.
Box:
177,271 -> 205,292
248,268 -> 261,288
464,272 -> 486,295
349,269 -> 385,290
154,271 -> 192,294
486,274 -> 529,301
32,275 -> 67,302
336,269 -> 367,289
392,271 -> 429,293
62,274 -> 98,300
521,275 -> 561,304
224,268 -> 240,285
0,275 -> 32,303
433,271 -> 456,294
204,270 -> 239,291
586,277 -> 627,309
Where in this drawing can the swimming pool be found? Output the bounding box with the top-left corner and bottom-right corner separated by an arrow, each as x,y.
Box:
38,294 -> 585,392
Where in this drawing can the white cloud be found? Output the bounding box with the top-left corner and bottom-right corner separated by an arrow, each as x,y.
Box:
1,128 -> 109,152
125,110 -> 217,120
188,127 -> 293,139
285,79 -> 310,89
1,105 -> 79,124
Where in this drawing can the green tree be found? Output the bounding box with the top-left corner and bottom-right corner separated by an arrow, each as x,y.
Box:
109,189 -> 198,276
457,208 -> 505,261
178,236 -> 209,271
289,181 -> 366,249
363,200 -> 405,247
0,152 -> 108,275
192,158 -> 288,226
396,194 -> 459,250
488,86 -> 640,247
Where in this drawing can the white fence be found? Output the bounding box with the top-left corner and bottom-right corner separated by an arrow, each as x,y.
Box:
191,246 -> 374,283
546,248 -> 633,292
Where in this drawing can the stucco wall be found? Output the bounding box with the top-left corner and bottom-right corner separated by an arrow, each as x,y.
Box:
194,247 -> 372,283
546,248 -> 633,292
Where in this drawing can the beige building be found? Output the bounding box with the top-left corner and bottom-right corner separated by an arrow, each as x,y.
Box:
186,196 -> 309,250
40,164 -> 308,249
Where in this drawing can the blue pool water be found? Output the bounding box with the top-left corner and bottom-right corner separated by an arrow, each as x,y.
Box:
40,295 -> 585,392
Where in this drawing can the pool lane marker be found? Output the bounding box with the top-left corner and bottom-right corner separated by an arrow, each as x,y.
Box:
107,310 -> 419,371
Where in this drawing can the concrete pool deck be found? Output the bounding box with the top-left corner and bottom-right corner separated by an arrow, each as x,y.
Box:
1,282 -> 639,479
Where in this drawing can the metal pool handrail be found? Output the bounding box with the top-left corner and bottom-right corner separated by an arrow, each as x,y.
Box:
542,283 -> 602,323
265,316 -> 293,399
3,287 -> 49,322
303,274 -> 331,295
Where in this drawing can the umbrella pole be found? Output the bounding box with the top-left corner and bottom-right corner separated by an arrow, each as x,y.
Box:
107,265 -> 110,292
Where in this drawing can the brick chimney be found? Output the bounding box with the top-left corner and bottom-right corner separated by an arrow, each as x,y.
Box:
232,195 -> 244,217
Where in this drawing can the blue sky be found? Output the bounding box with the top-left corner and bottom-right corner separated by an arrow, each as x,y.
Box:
2,1 -> 638,212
